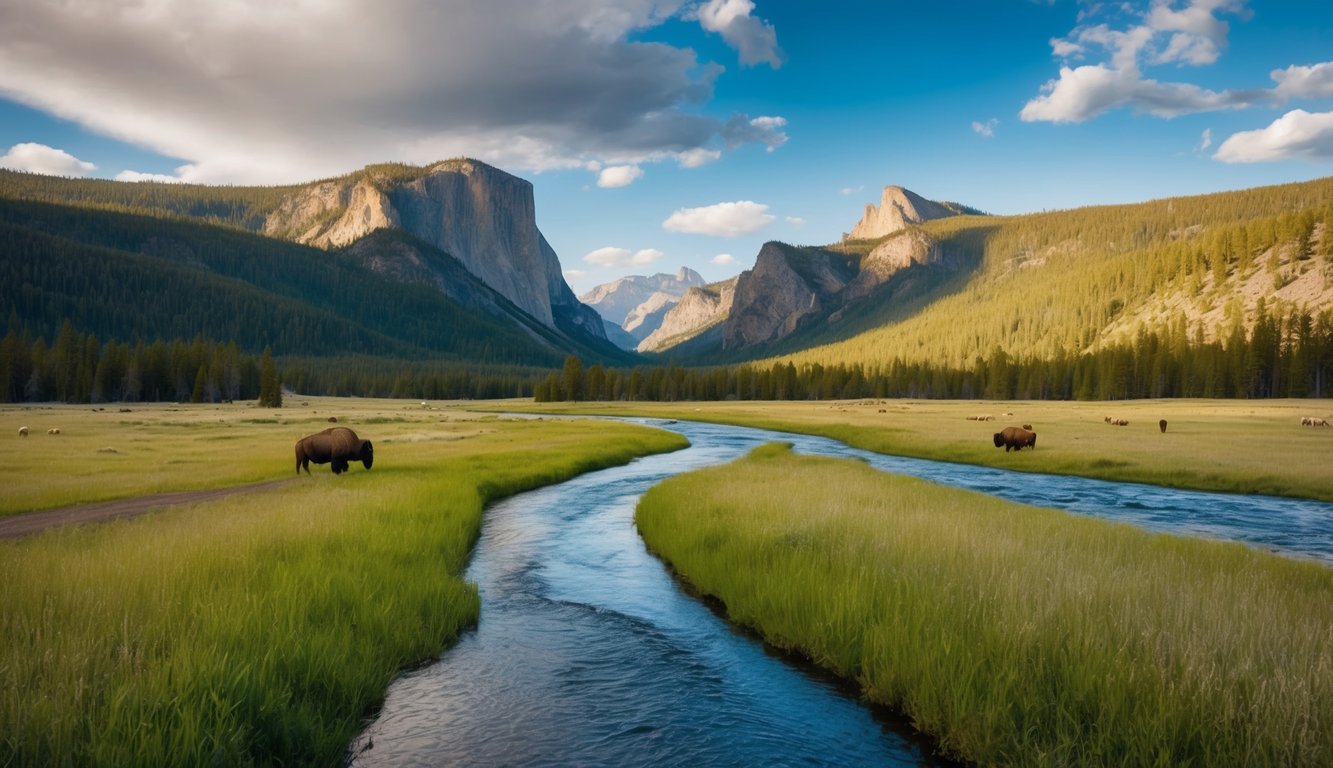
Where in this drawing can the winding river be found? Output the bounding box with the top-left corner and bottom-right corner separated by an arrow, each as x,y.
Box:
348,418 -> 1333,767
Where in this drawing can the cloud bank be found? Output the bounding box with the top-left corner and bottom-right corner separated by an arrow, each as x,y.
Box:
0,0 -> 785,184
583,246 -> 666,268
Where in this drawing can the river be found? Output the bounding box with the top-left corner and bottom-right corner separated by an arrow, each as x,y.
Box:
348,417 -> 1333,766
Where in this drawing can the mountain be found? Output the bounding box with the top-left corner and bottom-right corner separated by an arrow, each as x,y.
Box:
638,278 -> 737,353
581,267 -> 706,349
0,161 -> 630,368
844,185 -> 959,241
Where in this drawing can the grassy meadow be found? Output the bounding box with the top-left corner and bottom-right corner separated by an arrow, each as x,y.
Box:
0,399 -> 686,766
499,397 -> 1333,501
637,443 -> 1333,766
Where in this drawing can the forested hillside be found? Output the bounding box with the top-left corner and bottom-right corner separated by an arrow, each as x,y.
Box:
751,177 -> 1333,397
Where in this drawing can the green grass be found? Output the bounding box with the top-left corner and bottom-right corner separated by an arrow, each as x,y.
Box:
636,444 -> 1333,766
498,398 -> 1333,502
0,406 -> 686,766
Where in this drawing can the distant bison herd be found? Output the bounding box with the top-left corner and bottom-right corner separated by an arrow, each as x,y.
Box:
1302,416 -> 1331,427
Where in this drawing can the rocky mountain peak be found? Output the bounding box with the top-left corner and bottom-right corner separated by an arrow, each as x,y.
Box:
844,185 -> 957,241
260,159 -> 599,336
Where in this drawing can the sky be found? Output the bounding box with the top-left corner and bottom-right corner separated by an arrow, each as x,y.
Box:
1,0 -> 1331,295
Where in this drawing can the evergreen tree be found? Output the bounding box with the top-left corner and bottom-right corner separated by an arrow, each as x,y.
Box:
258,346 -> 282,408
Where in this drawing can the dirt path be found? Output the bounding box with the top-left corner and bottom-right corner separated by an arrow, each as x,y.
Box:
0,479 -> 296,540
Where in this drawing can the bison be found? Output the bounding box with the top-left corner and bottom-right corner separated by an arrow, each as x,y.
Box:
993,426 -> 1037,452
295,427 -> 374,475
18,426 -> 28,437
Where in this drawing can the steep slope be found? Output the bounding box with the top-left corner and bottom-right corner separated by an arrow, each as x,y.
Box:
261,159 -> 602,339
581,267 -> 706,326
639,278 -> 737,353
776,177 -> 1333,371
0,200 -> 569,363
0,161 -> 611,355
844,185 -> 958,241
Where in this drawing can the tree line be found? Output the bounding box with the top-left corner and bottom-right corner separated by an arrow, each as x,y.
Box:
538,301 -> 1333,402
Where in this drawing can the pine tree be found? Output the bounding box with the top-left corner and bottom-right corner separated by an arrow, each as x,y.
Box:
258,346 -> 282,408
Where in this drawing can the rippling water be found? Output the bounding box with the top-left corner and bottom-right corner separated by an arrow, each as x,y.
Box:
349,418 -> 1333,766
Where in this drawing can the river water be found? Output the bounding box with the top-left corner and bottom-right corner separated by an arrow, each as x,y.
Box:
348,418 -> 1333,767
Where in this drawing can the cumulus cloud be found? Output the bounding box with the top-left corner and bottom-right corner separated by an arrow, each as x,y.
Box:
1021,1 -> 1268,124
1214,110 -> 1333,163
597,164 -> 644,188
691,0 -> 783,68
711,253 -> 735,265
0,142 -> 95,176
0,1 -> 787,184
972,118 -> 998,137
1271,62 -> 1333,101
583,246 -> 666,268
663,200 -> 774,237
784,215 -> 804,225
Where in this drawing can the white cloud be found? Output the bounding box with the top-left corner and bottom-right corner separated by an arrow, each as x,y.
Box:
662,200 -> 775,237
1021,2 -> 1265,124
583,246 -> 665,268
1214,109 -> 1333,163
691,0 -> 783,68
839,185 -> 864,196
784,215 -> 805,225
711,253 -> 736,265
596,164 -> 643,188
1271,62 -> 1333,101
115,170 -> 184,183
972,118 -> 998,137
564,269 -> 587,280
0,142 -> 95,176
676,147 -> 722,168
0,1 -> 787,184
1197,127 -> 1212,151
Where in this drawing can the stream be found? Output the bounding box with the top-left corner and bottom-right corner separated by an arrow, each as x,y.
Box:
348,418 -> 1333,766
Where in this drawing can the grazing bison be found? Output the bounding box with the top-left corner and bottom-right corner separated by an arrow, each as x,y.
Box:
327,416 -> 338,423
295,427 -> 374,475
1021,424 -> 1033,431
18,426 -> 28,437
993,426 -> 1037,452
1159,419 -> 1168,433
47,428 -> 61,435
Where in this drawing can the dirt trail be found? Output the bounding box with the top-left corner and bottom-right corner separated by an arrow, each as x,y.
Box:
0,479 -> 296,540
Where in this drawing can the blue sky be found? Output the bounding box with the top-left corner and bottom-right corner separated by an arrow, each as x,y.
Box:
1,1 -> 1331,294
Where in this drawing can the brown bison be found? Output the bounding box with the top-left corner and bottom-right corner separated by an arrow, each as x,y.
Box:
1159,419 -> 1168,433
993,426 -> 1037,452
18,426 -> 28,437
295,427 -> 374,475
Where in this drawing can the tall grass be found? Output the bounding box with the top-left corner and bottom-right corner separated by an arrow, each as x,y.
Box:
636,443 -> 1333,766
0,418 -> 686,766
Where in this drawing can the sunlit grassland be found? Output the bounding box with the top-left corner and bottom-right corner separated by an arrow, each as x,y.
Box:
0,402 -> 686,766
636,443 -> 1333,766
499,397 -> 1333,502
0,397 -> 572,515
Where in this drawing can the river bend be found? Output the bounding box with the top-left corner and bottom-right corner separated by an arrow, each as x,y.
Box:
349,418 -> 1333,766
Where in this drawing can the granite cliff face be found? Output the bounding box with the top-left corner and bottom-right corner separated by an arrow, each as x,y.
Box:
845,185 -> 957,241
264,159 -> 601,339
723,243 -> 858,349
639,278 -> 737,353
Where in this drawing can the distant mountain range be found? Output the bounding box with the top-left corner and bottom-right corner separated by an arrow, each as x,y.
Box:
5,163 -> 1331,396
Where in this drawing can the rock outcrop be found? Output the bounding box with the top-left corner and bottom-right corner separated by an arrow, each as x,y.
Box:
639,278 -> 737,352
623,291 -> 679,338
723,243 -> 858,349
264,159 -> 600,338
845,185 -> 957,241
843,228 -> 967,302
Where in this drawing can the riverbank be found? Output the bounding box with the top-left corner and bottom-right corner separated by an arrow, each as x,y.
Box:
0,404 -> 686,766
494,398 -> 1333,502
636,443 -> 1333,766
